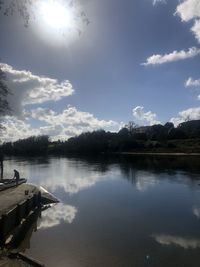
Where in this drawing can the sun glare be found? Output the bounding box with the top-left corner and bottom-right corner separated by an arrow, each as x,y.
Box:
40,1 -> 74,30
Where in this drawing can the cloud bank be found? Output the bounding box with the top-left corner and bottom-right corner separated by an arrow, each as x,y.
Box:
0,63 -> 120,142
1,106 -> 120,142
30,106 -> 117,130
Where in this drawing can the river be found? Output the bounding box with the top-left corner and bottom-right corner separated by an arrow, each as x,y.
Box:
3,155 -> 200,267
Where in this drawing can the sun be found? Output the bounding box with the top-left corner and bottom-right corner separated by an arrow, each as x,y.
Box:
40,0 -> 75,30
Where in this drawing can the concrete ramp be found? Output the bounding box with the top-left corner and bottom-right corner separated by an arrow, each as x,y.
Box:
0,184 -> 59,246
0,184 -> 58,267
40,186 -> 59,205
0,179 -> 27,192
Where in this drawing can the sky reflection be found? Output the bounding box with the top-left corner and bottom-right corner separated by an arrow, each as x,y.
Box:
38,203 -> 77,230
4,156 -> 200,267
193,206 -> 200,219
153,234 -> 200,249
4,157 -> 120,195
135,172 -> 158,192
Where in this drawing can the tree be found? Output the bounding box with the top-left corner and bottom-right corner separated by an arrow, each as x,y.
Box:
0,69 -> 10,118
164,122 -> 174,130
0,68 -> 10,180
125,121 -> 138,135
168,128 -> 187,140
0,0 -> 91,31
0,67 -> 10,131
0,0 -> 33,27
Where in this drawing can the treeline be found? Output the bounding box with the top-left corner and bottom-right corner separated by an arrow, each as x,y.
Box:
1,120 -> 200,155
51,120 -> 200,154
1,135 -> 49,155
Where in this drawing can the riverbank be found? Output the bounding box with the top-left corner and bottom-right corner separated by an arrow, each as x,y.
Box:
0,183 -> 59,266
1,122 -> 200,156
120,152 -> 200,156
119,152 -> 200,156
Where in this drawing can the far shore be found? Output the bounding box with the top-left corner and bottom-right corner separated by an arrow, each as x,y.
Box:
118,152 -> 200,156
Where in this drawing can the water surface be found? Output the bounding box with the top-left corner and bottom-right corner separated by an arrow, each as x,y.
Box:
4,155 -> 200,267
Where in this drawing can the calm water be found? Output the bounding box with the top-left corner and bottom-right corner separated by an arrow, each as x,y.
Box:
3,155 -> 200,267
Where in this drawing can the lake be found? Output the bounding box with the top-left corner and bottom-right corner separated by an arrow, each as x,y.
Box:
3,155 -> 200,267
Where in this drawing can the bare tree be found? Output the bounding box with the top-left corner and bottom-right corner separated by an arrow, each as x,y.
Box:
0,68 -> 10,180
0,0 -> 33,27
0,0 -> 91,30
0,69 -> 10,118
125,121 -> 138,134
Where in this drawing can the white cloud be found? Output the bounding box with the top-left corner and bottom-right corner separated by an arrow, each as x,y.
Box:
0,116 -> 40,142
191,20 -> 200,43
152,0 -> 166,6
145,0 -> 200,66
142,47 -> 200,66
185,78 -> 200,100
132,106 -> 161,126
0,106 -> 120,142
185,77 -> 200,87
153,234 -> 200,249
0,63 -> 74,116
30,106 -> 120,135
175,0 -> 200,22
170,107 -> 200,126
0,62 -> 121,142
176,0 -> 200,43
38,203 -> 77,229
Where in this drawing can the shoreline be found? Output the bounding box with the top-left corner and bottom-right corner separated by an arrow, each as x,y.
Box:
119,152 -> 200,156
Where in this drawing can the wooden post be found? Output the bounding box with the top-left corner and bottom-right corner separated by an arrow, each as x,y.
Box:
0,214 -> 7,246
0,151 -> 3,181
37,191 -> 42,208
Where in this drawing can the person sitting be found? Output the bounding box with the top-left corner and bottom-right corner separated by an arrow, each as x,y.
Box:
13,169 -> 20,185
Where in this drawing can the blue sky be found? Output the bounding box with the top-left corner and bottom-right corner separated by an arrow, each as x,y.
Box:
0,0 -> 200,141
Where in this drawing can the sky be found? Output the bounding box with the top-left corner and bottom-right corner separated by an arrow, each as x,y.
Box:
0,0 -> 200,142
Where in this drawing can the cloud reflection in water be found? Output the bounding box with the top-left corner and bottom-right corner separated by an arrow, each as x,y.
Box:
193,206 -> 200,219
135,172 -> 158,192
38,203 -> 77,230
153,234 -> 200,249
32,160 -> 120,195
